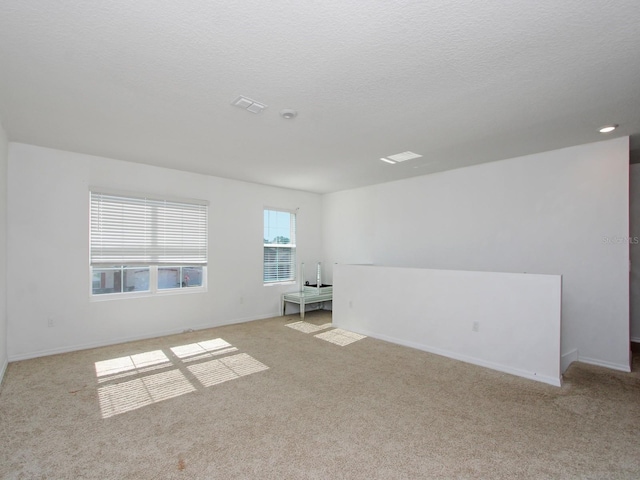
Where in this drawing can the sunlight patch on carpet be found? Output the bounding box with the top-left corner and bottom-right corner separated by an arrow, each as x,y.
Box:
95,350 -> 171,382
171,338 -> 238,362
285,321 -> 333,334
314,328 -> 366,346
187,353 -> 269,387
95,338 -> 269,419
98,369 -> 196,418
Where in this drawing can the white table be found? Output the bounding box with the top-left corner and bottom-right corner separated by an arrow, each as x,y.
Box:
281,286 -> 333,319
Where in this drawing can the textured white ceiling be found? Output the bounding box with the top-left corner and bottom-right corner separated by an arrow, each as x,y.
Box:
0,1 -> 638,193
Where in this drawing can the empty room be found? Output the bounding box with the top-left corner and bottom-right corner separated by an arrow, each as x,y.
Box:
1,1 -> 639,478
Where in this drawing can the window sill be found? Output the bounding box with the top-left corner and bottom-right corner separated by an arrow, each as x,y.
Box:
91,287 -> 207,302
263,281 -> 297,287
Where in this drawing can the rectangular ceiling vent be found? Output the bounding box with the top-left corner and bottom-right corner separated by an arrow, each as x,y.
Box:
387,151 -> 423,163
232,96 -> 267,114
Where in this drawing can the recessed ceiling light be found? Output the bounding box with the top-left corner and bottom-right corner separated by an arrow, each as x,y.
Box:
599,124 -> 618,133
380,158 -> 397,164
386,151 -> 423,163
280,109 -> 297,119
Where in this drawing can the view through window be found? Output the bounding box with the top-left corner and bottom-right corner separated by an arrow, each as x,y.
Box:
263,209 -> 296,283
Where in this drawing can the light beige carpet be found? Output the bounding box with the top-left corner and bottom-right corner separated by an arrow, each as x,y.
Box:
1,311 -> 639,479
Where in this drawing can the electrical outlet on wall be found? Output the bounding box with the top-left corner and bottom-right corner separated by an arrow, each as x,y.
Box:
472,321 -> 479,332
47,317 -> 55,328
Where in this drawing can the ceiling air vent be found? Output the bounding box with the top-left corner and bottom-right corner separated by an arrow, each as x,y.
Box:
232,96 -> 267,114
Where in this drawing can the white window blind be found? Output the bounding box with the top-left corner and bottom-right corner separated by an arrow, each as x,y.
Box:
90,191 -> 208,266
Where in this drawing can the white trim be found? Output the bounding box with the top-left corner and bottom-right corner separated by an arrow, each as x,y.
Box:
561,349 -> 579,373
7,312 -> 279,362
90,285 -> 207,302
89,186 -> 209,206
0,357 -> 7,386
263,281 -> 296,288
333,322 -> 562,387
263,205 -> 298,215
631,336 -> 640,344
577,355 -> 631,373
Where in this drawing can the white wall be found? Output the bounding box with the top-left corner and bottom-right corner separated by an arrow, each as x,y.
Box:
631,163 -> 640,343
7,144 -> 323,360
0,119 -> 7,382
334,265 -> 562,386
323,138 -> 630,372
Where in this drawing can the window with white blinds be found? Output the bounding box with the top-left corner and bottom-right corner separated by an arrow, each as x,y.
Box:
90,191 -> 208,266
264,209 -> 296,283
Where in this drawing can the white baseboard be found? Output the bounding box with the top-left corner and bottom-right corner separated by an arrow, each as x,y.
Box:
0,357 -> 7,387
578,355 -> 631,373
334,322 -> 562,387
631,336 -> 640,344
7,312 -> 279,362
561,349 -> 579,373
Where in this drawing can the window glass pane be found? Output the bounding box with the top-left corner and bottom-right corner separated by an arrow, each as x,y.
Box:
92,268 -> 121,295
158,267 -> 181,290
92,271 -> 103,292
264,209 -> 293,245
158,266 -> 204,290
92,267 -> 149,295
124,267 -> 150,292
264,210 -> 271,243
182,266 -> 203,287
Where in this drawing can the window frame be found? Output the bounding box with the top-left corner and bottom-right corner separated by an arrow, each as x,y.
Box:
263,208 -> 297,285
90,265 -> 207,301
89,188 -> 208,300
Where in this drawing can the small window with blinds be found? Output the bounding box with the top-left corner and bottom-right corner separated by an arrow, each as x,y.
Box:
90,190 -> 208,297
264,209 -> 296,284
